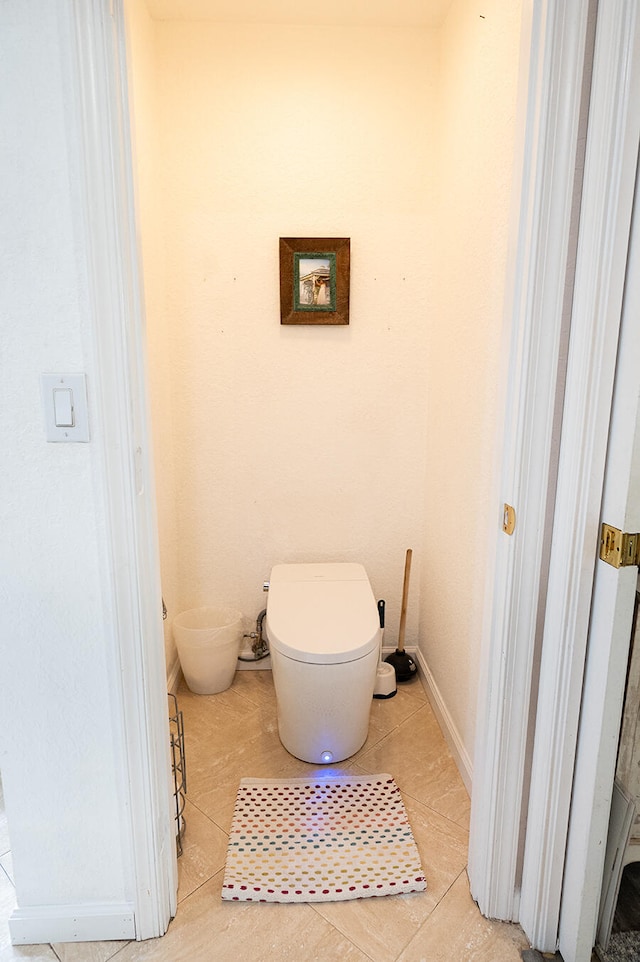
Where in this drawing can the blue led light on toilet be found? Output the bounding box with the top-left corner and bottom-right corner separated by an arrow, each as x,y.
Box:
321,750 -> 333,763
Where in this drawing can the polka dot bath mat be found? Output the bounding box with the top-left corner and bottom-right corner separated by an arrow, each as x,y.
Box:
221,773 -> 427,903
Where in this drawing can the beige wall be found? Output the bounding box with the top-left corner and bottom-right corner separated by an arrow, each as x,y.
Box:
127,0 -> 180,669
419,0 -> 523,761
127,1 -> 523,773
139,19 -> 438,664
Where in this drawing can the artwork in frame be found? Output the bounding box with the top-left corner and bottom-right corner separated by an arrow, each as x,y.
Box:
279,237 -> 350,325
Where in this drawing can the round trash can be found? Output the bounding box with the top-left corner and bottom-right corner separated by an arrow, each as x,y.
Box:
173,606 -> 243,694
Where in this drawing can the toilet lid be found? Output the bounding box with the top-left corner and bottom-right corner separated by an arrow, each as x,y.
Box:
265,563 -> 381,665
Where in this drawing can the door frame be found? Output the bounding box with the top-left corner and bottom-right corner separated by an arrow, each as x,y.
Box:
557,88 -> 640,962
71,0 -> 637,946
520,2 -> 640,953
471,0 -> 640,952
469,0 -> 595,922
71,0 -> 177,939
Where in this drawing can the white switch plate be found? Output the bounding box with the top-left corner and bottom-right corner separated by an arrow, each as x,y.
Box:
41,373 -> 90,442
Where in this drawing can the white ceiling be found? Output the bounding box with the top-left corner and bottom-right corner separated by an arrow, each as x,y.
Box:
144,0 -> 454,28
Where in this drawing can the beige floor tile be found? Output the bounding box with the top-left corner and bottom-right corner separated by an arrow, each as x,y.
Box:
177,798 -> 229,902
310,791 -> 470,962
358,705 -> 470,827
177,682 -> 272,752
344,722 -> 389,763
314,888 -> 431,962
0,946 -> 60,962
333,678 -> 427,761
371,677 -> 428,725
185,723 -> 306,830
180,673 -> 276,755
228,669 -> 279,709
401,794 -> 469,908
397,871 -> 528,962
0,859 -> 12,889
180,670 -> 432,830
50,939 -> 130,962
110,872 -> 372,962
0,868 -> 16,953
0,668 -> 521,962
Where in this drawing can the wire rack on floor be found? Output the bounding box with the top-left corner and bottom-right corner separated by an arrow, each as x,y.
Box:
168,692 -> 187,857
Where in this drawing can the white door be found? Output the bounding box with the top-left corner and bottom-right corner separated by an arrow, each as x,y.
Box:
557,149 -> 640,962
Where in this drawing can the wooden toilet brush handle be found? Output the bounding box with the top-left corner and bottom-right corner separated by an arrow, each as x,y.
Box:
397,548 -> 412,653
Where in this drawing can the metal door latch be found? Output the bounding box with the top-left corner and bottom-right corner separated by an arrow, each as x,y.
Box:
503,503 -> 516,535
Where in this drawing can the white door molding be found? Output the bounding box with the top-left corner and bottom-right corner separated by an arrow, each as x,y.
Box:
519,2 -> 640,952
70,0 -> 177,939
558,106 -> 640,962
469,0 -> 592,921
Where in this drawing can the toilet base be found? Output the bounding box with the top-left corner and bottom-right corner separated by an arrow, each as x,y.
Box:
271,647 -> 379,764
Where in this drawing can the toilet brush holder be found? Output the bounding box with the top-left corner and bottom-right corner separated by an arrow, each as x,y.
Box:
373,603 -> 397,698
374,661 -> 397,698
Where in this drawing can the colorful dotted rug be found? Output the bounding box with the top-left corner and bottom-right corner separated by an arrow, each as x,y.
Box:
221,773 -> 427,903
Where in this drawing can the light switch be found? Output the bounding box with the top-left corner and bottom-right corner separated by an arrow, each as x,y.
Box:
53,388 -> 74,428
41,374 -> 90,442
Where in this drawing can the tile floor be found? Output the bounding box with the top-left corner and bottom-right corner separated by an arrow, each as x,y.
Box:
0,669 -> 532,962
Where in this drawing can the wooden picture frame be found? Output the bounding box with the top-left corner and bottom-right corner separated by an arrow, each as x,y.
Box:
279,237 -> 350,325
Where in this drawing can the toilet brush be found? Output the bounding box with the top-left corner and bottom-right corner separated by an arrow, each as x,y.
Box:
384,548 -> 417,682
374,599 -> 397,698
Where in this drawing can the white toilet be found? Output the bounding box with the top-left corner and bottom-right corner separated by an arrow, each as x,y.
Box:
265,562 -> 381,764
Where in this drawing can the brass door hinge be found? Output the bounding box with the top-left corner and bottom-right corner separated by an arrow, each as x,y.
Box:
600,523 -> 640,568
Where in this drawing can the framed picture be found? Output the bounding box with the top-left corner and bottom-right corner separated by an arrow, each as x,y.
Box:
279,237 -> 350,325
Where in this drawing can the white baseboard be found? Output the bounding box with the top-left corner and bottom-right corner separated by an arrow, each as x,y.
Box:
381,645 -> 413,658
166,656 -> 182,694
9,902 -> 135,944
414,648 -> 473,794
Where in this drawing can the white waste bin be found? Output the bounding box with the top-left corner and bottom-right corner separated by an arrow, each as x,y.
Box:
173,606 -> 243,694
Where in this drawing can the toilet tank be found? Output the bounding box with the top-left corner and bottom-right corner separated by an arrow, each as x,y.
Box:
265,563 -> 380,665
